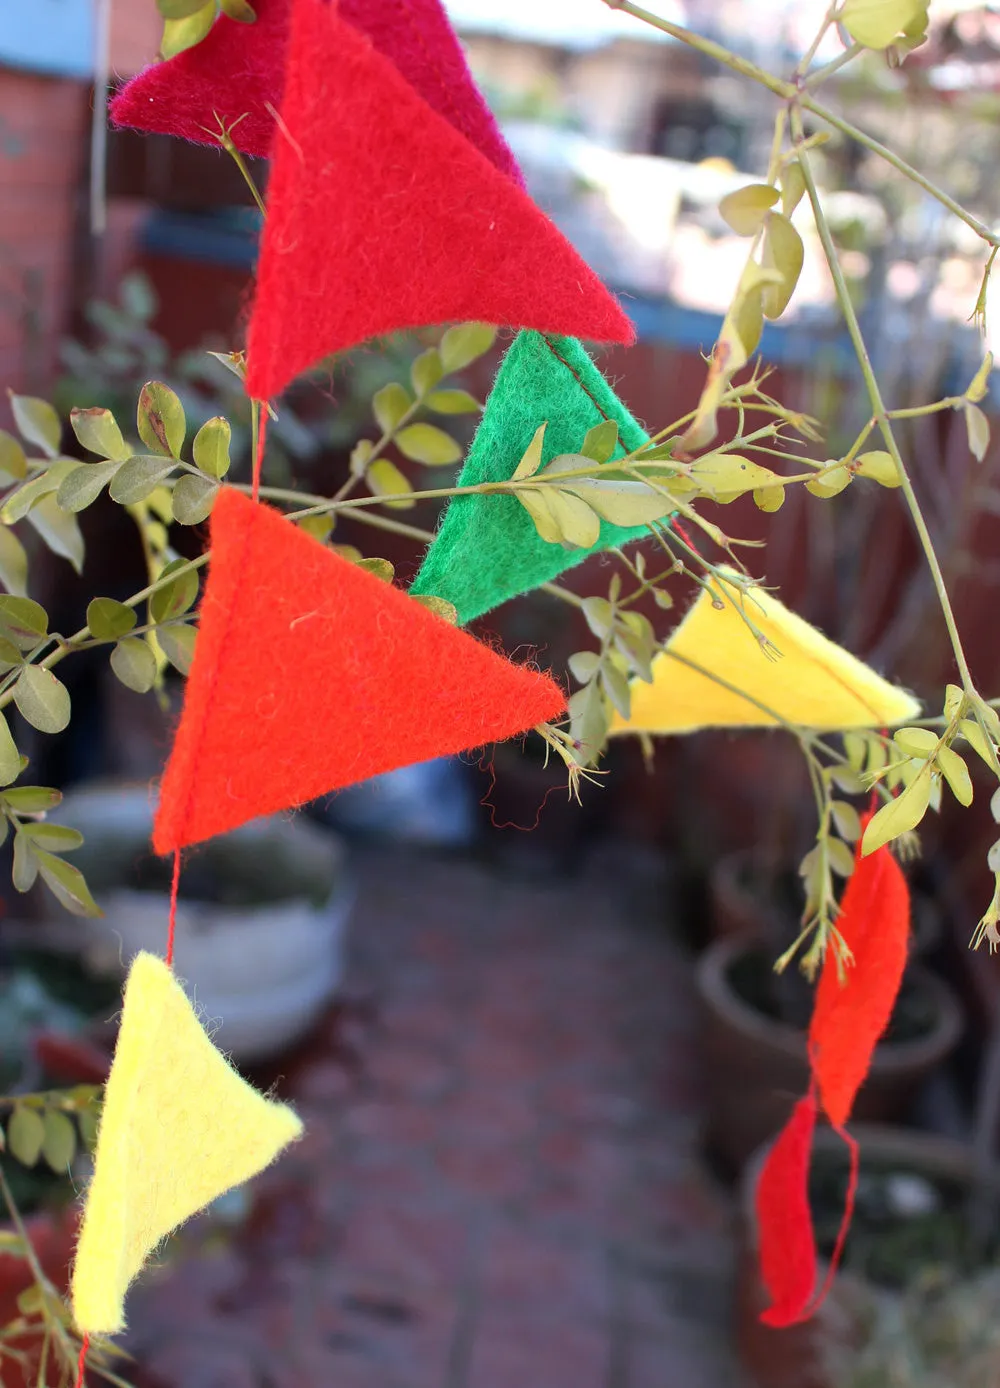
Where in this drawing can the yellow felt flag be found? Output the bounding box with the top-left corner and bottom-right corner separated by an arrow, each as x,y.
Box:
611,578 -> 920,735
72,952 -> 302,1335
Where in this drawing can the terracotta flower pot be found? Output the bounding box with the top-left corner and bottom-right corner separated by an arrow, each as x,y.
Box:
697,936 -> 963,1173
734,1125 -> 1000,1388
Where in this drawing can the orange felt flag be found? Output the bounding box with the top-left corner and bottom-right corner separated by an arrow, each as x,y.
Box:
809,824 -> 911,1128
244,0 -> 633,402
153,491 -> 566,854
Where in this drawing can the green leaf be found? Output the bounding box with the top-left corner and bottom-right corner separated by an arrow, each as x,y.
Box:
425,389 -> 481,415
827,837 -> 857,878
157,623 -> 197,675
192,416 -> 232,479
781,161 -> 806,217
862,770 -> 932,854
161,3 -> 217,58
410,349 -> 444,397
137,381 -> 185,457
600,662 -> 631,719
110,454 -> 178,505
78,1101 -> 101,1151
966,352 -> 994,404
36,849 -> 102,917
937,745 -> 973,806
395,424 -> 461,466
580,420 -> 619,465
372,383 -> 412,436
512,423 -> 547,481
23,822 -> 83,852
691,452 -> 780,502
2,459 -> 78,523
568,682 -> 610,766
965,403 -> 990,462
0,527 -> 28,597
87,597 -> 137,641
806,464 -> 852,499
516,488 -> 562,545
41,1109 -> 77,1172
3,787 -> 62,812
568,651 -> 600,683
855,450 -> 901,488
298,514 -> 334,544
439,323 -> 496,373
27,495 -> 85,573
0,712 -> 21,786
753,484 -> 786,513
150,559 -> 199,624
157,0 -> 212,15
14,665 -> 71,733
110,637 -> 158,693
218,0 -> 256,17
582,597 -> 613,641
841,0 -> 925,48
367,458 -> 414,510
830,800 -> 861,841
9,393 -> 60,457
547,490 -> 601,548
172,474 -> 218,525
719,184 -> 779,235
7,1106 -> 44,1167
760,212 -> 804,320
561,478 -> 674,528
12,832 -> 39,893
893,726 -> 938,758
56,460 -> 121,513
0,430 -> 27,482
69,407 -> 130,462
410,594 -> 459,624
0,595 -> 48,647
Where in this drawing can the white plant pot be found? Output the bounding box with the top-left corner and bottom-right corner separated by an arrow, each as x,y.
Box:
54,783 -> 353,1064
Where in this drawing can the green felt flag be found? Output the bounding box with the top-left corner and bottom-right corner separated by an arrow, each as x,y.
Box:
409,331 -> 652,624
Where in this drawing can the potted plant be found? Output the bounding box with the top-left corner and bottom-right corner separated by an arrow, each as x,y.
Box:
697,931 -> 963,1174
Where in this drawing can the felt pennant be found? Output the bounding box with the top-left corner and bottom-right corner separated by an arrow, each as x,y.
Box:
111,0 -> 523,177
610,576 -> 921,736
153,489 -> 566,854
244,0 -> 633,401
71,952 -> 302,1335
755,1091 -> 819,1328
410,331 -> 653,625
810,823 -> 911,1128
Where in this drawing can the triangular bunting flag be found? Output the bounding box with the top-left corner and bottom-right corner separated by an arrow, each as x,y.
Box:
153,490 -> 566,853
72,952 -> 302,1334
410,331 -> 653,624
610,576 -> 921,735
112,0 -> 522,174
244,0 -> 632,401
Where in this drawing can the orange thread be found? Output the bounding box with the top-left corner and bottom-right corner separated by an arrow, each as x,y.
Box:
74,1334 -> 90,1388
810,1124 -> 859,1312
166,848 -> 181,968
253,406 -> 268,502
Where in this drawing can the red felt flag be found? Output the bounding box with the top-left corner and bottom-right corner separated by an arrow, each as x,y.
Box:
110,0 -> 522,178
244,0 -> 633,401
809,824 -> 911,1128
152,490 -> 566,854
755,1092 -> 818,1328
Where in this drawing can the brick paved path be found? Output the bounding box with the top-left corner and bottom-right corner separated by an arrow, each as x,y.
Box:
124,843 -> 743,1388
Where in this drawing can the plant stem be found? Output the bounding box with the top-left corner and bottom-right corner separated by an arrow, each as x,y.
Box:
793,122 -> 978,696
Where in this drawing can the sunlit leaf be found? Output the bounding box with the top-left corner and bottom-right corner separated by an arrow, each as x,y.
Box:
161,2 -> 217,57
7,1106 -> 44,1166
9,393 -> 61,457
411,349 -> 444,398
372,382 -> 412,436
41,1109 -> 77,1171
425,389 -> 481,415
760,212 -> 804,320
855,450 -> 901,488
719,184 -> 779,236
395,424 -> 461,466
841,0 -> 926,49
937,745 -> 973,806
70,407 -> 130,462
439,323 -> 496,373
366,459 -> 414,510
192,416 -> 232,479
862,769 -> 932,853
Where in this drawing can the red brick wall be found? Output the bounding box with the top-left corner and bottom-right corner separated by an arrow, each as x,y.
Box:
110,0 -> 161,78
0,69 -> 89,412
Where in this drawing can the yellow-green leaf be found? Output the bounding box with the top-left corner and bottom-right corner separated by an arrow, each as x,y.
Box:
425,389 -> 481,415
781,161 -> 806,217
691,452 -> 780,502
563,479 -> 674,528
172,473 -> 218,525
372,382 -> 412,435
9,393 -> 61,457
862,770 -> 932,854
110,637 -> 158,693
395,424 -> 461,467
856,450 -> 901,488
965,403 -> 990,462
218,0 -> 256,18
14,665 -> 70,734
2,460 -> 77,523
411,594 -> 459,624
0,527 -> 28,597
580,420 -> 619,465
157,622 -> 197,675
893,726 -> 937,758
356,557 -> 394,583
0,712 -> 21,786
760,212 -> 804,320
157,0 -> 211,15
959,718 -> 997,769
807,464 -> 852,499
439,323 -> 496,373
966,352 -> 994,404
831,800 -> 862,841
410,348 -> 444,398
512,423 -> 547,481
828,837 -> 857,878
110,454 -> 176,505
543,489 -> 601,548
41,1109 -> 77,1172
161,2 -> 217,57
27,495 -> 84,573
7,1105 -> 44,1166
937,745 -> 973,806
0,430 -> 28,482
192,416 -> 232,479
136,381 -> 185,457
719,184 -> 779,236
56,460 -> 121,513
36,849 -> 102,917
841,0 -> 925,49
753,484 -> 785,512
517,488 -> 563,546
367,458 -> 414,510
87,597 -> 137,641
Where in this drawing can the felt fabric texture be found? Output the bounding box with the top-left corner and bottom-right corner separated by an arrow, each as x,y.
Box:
810,823 -> 911,1128
244,0 -> 633,401
153,490 -> 566,853
755,1092 -> 818,1328
410,330 -> 652,624
610,575 -> 921,735
71,952 -> 302,1335
111,0 -> 523,177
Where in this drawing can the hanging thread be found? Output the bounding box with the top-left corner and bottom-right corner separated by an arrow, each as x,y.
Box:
252,406 -> 268,503
165,849 -> 181,968
74,1333 -> 90,1388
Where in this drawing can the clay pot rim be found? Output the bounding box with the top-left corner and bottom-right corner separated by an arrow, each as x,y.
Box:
739,1122 -> 1000,1258
696,935 -> 963,1076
